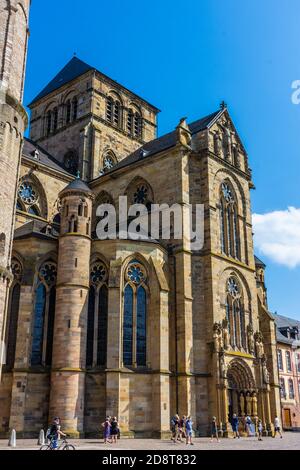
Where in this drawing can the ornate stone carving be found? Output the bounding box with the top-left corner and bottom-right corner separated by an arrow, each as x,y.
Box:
239,392 -> 245,415
247,323 -> 255,355
213,322 -> 223,352
219,352 -> 227,378
261,354 -> 270,384
254,331 -> 264,358
251,392 -> 258,416
176,117 -> 192,148
246,391 -> 252,415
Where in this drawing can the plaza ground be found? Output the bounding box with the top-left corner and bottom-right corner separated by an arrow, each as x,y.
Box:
0,432 -> 299,450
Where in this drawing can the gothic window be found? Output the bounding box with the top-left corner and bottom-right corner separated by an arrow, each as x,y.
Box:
127,109 -> 133,134
72,97 -> 78,121
277,349 -> 283,370
31,261 -> 57,366
288,378 -> 295,399
17,180 -> 45,218
280,377 -> 286,399
86,261 -> 108,368
66,100 -> 71,124
113,100 -> 121,127
134,112 -> 142,138
123,260 -> 147,367
63,151 -> 78,176
286,351 -> 292,372
53,107 -> 58,131
106,97 -> 113,123
226,277 -> 246,350
100,151 -> 116,175
5,259 -> 23,370
46,111 -> 52,135
219,181 -> 240,260
133,184 -> 148,205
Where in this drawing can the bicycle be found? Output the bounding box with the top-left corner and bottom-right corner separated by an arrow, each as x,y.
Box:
40,436 -> 75,450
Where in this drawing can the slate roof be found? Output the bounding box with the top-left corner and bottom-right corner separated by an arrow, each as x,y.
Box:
61,177 -> 92,194
28,57 -> 159,111
14,220 -> 56,241
95,109 -> 223,179
254,255 -> 266,268
29,57 -> 94,106
23,138 -> 72,176
273,312 -> 300,345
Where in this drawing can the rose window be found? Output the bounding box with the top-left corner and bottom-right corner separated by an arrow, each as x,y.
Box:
133,185 -> 148,204
18,182 -> 38,205
39,262 -> 57,286
221,183 -> 234,203
127,262 -> 146,285
103,155 -> 114,171
90,263 -> 107,285
11,259 -> 22,281
227,277 -> 240,298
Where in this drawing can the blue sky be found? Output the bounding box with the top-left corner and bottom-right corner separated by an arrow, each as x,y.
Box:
24,0 -> 300,320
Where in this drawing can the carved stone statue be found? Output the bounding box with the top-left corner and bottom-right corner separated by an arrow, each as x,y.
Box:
251,392 -> 258,416
223,127 -> 232,160
247,323 -> 255,355
219,352 -> 227,379
222,318 -> 229,350
213,322 -> 223,352
176,118 -> 192,148
214,132 -> 222,156
261,354 -> 270,384
239,393 -> 245,415
254,331 -> 264,358
246,391 -> 252,415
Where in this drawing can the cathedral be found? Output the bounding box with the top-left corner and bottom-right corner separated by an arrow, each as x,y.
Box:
0,0 -> 281,438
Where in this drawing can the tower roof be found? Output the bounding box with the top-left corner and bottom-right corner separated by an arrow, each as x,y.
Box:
60,177 -> 93,196
29,57 -> 94,106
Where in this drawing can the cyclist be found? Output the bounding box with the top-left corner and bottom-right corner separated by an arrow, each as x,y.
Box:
47,417 -> 67,450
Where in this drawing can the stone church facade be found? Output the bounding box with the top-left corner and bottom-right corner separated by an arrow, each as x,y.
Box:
0,1 -> 281,438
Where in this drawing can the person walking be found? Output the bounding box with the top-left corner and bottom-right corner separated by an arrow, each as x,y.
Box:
47,417 -> 66,450
110,417 -> 119,444
245,415 -> 252,436
231,414 -> 240,439
179,416 -> 186,441
273,416 -> 283,438
257,420 -> 263,441
171,414 -> 180,442
102,417 -> 112,444
185,416 -> 194,445
210,417 -> 219,442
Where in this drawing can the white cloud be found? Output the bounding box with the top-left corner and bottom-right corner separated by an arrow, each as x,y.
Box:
252,207 -> 300,268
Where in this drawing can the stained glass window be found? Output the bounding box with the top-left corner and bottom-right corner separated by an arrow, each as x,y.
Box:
86,285 -> 95,367
18,182 -> 37,205
97,285 -> 108,366
45,287 -> 56,366
123,285 -> 133,366
127,263 -> 146,284
31,283 -> 46,365
219,181 -> 240,260
133,185 -> 148,204
6,283 -> 21,370
136,286 -> 146,366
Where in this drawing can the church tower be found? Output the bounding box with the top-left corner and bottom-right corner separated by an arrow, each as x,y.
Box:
0,0 -> 30,372
49,178 -> 94,436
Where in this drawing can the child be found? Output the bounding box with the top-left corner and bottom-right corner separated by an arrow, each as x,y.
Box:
257,420 -> 263,441
210,417 -> 219,442
185,416 -> 194,445
102,417 -> 112,444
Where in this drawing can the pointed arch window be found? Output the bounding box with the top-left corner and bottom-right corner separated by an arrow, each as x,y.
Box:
5,259 -> 23,370
72,97 -> 78,121
86,261 -> 108,367
66,100 -> 71,124
226,277 -> 246,350
123,260 -> 147,367
53,107 -> 58,131
46,111 -> 52,135
219,181 -> 240,260
31,261 -> 57,366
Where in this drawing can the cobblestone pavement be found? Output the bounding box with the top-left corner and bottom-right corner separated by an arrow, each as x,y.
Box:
0,433 -> 300,450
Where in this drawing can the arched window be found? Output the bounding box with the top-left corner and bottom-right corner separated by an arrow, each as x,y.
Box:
280,377 -> 286,399
133,112 -> 142,138
219,181 -> 240,259
18,180 -> 45,218
46,111 -> 52,135
113,100 -> 121,127
226,277 -> 246,350
72,97 -> 78,121
66,100 -> 71,124
106,97 -> 113,122
286,351 -> 292,371
5,259 -> 23,370
31,261 -> 57,366
288,378 -> 295,399
100,151 -> 116,175
127,109 -> 133,134
86,261 -> 108,367
63,150 -> 78,176
53,107 -> 58,131
123,260 -> 147,367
